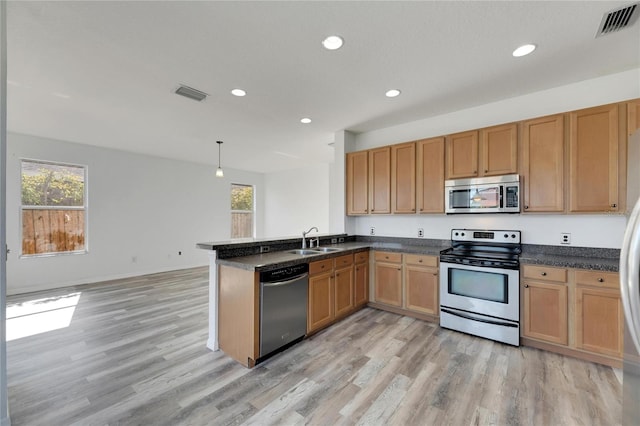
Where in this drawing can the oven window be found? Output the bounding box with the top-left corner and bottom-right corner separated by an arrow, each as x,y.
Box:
448,268 -> 508,303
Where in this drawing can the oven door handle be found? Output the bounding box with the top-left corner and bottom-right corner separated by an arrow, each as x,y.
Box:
441,308 -> 518,328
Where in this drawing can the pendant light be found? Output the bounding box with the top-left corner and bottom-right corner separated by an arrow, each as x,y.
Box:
216,140 -> 224,178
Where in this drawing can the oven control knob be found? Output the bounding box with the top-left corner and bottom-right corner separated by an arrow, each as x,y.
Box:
454,232 -> 459,236
504,233 -> 508,238
511,234 -> 516,238
461,232 -> 465,236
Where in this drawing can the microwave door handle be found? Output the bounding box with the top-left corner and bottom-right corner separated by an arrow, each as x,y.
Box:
499,186 -> 504,208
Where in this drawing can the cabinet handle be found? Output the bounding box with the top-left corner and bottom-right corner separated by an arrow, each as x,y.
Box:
541,272 -> 547,276
397,268 -> 401,271
598,278 -> 604,283
524,284 -> 529,288
418,259 -> 423,263
524,206 -> 529,210
484,169 -> 488,173
321,265 -> 325,269
611,204 -> 617,208
336,273 -> 340,277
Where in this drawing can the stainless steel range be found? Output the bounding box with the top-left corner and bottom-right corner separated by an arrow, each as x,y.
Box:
439,229 -> 521,346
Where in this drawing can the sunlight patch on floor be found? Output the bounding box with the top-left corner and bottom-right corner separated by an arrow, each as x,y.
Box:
6,292 -> 81,341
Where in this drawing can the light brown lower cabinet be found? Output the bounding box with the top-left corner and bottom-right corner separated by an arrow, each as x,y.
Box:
574,270 -> 623,358
354,251 -> 369,307
373,251 -> 439,320
374,251 -> 403,307
307,259 -> 334,333
308,252 -> 366,334
521,265 -> 622,366
522,279 -> 568,345
404,254 -> 439,315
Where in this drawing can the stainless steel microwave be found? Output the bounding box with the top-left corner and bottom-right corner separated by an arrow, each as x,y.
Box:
445,174 -> 520,214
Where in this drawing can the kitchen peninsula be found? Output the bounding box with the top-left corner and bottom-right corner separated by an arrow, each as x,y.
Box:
198,234 -> 621,368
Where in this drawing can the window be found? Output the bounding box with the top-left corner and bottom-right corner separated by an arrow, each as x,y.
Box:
21,160 -> 87,256
231,184 -> 254,239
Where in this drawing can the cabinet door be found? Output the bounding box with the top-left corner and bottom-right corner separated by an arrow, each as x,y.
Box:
374,262 -> 402,307
404,265 -> 438,315
369,147 -> 391,214
522,281 -> 568,345
416,137 -> 445,213
446,131 -> 478,179
334,265 -> 354,318
354,261 -> 369,307
628,99 -> 640,136
346,151 -> 369,215
575,286 -> 623,358
569,104 -> 620,212
391,142 -> 416,214
307,272 -> 334,333
521,114 -> 565,212
480,123 -> 518,176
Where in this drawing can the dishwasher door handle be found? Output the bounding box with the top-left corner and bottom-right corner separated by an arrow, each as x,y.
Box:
262,273 -> 308,288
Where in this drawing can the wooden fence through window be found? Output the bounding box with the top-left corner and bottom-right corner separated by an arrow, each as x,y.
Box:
22,209 -> 85,255
232,212 -> 253,239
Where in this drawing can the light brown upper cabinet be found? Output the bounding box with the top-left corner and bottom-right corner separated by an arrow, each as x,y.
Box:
446,130 -> 478,179
521,114 -> 565,212
391,142 -> 416,213
416,137 -> 445,213
445,124 -> 517,179
569,104 -> 621,212
369,147 -> 391,214
346,151 -> 368,215
480,123 -> 518,176
629,99 -> 640,136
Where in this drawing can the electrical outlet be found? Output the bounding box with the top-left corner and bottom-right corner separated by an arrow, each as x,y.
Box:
370,226 -> 376,236
418,228 -> 424,238
260,246 -> 270,253
561,233 -> 571,245
331,238 -> 338,244
338,237 -> 345,243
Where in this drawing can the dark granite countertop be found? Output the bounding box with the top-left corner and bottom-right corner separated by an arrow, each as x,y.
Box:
200,235 -> 621,273
520,244 -> 620,272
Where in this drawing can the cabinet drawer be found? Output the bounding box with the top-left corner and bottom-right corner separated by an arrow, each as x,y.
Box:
405,254 -> 438,268
355,251 -> 369,264
523,265 -> 567,283
374,251 -> 402,263
575,270 -> 619,289
334,254 -> 354,268
309,259 -> 333,275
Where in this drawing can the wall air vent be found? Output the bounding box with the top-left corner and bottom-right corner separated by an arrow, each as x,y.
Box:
174,85 -> 208,102
596,3 -> 639,37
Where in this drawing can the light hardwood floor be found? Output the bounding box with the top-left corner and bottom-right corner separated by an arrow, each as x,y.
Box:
7,267 -> 621,425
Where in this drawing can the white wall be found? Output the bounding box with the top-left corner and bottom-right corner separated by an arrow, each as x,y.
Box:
6,132 -> 265,295
263,163 -> 330,238
338,69 -> 640,249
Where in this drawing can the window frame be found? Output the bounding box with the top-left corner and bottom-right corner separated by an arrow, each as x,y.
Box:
20,158 -> 89,258
230,183 -> 255,240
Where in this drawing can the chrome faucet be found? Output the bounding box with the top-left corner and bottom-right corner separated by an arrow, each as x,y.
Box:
302,227 -> 319,249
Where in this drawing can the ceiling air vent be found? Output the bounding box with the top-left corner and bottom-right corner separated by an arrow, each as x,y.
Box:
596,3 -> 639,37
174,84 -> 208,102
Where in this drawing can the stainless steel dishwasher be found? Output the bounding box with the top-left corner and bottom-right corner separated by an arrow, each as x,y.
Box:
259,263 -> 309,359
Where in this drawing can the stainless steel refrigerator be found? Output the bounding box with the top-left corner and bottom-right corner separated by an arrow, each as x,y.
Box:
621,197 -> 640,424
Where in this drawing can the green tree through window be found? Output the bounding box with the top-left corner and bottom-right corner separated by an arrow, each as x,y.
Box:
231,184 -> 254,239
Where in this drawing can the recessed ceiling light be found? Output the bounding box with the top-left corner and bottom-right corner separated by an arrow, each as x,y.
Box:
300,117 -> 312,124
231,88 -> 246,97
385,89 -> 401,98
322,35 -> 344,50
512,44 -> 536,57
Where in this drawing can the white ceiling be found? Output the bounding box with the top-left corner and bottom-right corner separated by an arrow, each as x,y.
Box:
7,1 -> 640,173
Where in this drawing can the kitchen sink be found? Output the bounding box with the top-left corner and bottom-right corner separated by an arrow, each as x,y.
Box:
311,247 -> 342,253
288,249 -> 319,255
